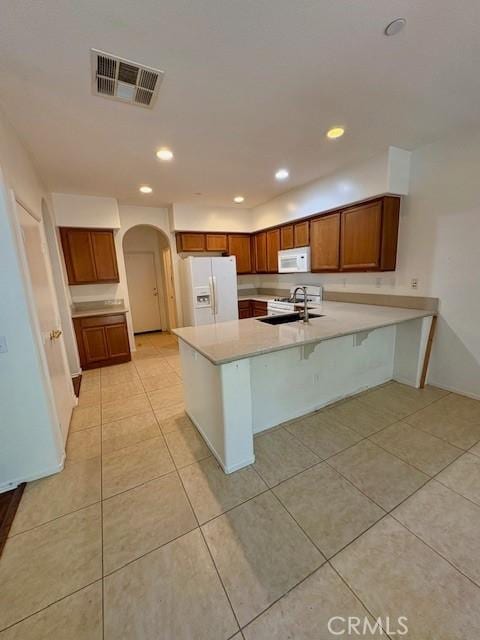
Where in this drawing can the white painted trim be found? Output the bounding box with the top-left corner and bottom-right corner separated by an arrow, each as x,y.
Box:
185,410 -> 255,473
426,381 -> 480,402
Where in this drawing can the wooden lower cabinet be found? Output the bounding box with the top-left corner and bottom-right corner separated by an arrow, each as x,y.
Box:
237,299 -> 268,319
238,300 -> 252,319
73,313 -> 130,370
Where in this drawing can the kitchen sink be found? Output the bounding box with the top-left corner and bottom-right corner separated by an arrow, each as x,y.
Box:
257,312 -> 324,325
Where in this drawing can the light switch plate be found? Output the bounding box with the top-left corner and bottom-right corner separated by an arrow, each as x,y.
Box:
0,336 -> 8,353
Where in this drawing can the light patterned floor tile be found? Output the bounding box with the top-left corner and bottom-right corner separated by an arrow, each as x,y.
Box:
153,403 -> 185,422
394,480 -> 480,585
274,463 -> 384,557
77,388 -> 101,407
70,405 -> 101,432
329,440 -> 428,511
243,564 -> 383,639
102,437 -> 175,498
101,412 -> 160,454
101,379 -> 145,404
141,371 -> 181,392
104,529 -> 238,640
324,397 -> 398,437
252,427 -> 320,487
0,582 -> 102,640
66,427 -> 101,462
370,421 -> 462,475
0,505 -> 102,630
156,413 -> 194,435
202,492 -> 324,626
436,452 -> 480,505
10,457 -> 101,534
332,516 -> 480,640
164,426 -> 211,468
103,473 -> 197,573
285,412 -> 362,460
179,457 -> 267,524
147,384 -> 183,410
358,382 -> 446,420
101,394 -> 151,423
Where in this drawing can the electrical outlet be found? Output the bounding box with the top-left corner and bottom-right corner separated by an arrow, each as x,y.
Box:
411,278 -> 418,289
0,336 -> 8,353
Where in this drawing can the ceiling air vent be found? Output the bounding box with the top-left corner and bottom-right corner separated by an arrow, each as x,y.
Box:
91,49 -> 164,108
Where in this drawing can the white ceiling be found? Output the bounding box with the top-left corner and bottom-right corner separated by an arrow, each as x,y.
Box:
1,1 -> 479,208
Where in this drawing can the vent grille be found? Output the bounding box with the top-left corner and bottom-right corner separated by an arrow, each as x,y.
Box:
91,49 -> 164,108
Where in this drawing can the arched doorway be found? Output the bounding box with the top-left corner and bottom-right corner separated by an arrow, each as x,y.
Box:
122,225 -> 177,334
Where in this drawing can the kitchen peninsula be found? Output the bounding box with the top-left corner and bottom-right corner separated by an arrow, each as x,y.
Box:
174,300 -> 437,473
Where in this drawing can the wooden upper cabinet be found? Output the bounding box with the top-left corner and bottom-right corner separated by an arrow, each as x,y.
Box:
310,213 -> 340,272
266,228 -> 280,273
176,232 -> 206,252
254,232 -> 267,273
60,227 -> 119,285
205,233 -> 228,252
340,201 -> 382,270
294,220 -> 310,247
280,225 -> 294,250
228,234 -> 252,274
90,230 -> 119,281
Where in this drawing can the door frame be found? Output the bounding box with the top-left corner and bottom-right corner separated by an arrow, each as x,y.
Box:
124,250 -> 163,333
15,196 -> 75,441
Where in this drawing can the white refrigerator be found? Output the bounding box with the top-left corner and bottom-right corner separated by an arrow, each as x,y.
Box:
181,256 -> 239,326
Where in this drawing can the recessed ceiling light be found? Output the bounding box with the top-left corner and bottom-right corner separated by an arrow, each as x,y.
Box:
275,168 -> 289,181
326,127 -> 345,140
156,147 -> 174,161
233,196 -> 245,203
139,185 -> 153,194
384,18 -> 406,36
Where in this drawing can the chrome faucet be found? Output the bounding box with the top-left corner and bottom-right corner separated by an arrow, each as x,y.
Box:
292,286 -> 309,323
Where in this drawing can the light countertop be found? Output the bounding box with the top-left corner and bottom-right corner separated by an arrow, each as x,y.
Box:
173,300 -> 435,365
71,305 -> 129,319
237,295 -> 275,302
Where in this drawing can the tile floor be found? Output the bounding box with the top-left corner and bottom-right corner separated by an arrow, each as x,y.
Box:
1,331 -> 480,638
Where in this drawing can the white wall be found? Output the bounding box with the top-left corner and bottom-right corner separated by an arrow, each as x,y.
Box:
171,203 -> 253,233
0,111 -> 64,490
52,193 -> 121,228
252,146 -> 410,231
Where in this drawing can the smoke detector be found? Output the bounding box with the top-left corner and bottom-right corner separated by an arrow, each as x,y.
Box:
91,49 -> 164,108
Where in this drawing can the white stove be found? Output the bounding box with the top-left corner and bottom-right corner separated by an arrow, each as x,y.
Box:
267,285 -> 323,316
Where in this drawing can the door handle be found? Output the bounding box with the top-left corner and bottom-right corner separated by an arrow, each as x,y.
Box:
49,329 -> 62,340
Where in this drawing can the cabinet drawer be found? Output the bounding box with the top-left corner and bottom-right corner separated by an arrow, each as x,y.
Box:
75,313 -> 127,328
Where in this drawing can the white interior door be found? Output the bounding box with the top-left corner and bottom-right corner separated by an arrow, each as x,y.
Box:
17,202 -> 73,440
125,252 -> 162,333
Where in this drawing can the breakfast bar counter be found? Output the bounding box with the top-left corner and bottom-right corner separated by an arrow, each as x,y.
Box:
173,301 -> 437,473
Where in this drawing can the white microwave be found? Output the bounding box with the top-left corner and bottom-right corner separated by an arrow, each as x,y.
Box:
278,247 -> 311,273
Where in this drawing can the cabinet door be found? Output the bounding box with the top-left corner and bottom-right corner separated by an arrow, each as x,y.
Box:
254,232 -> 267,273
177,233 -> 206,252
91,230 -> 119,282
60,228 -> 97,284
252,301 -> 268,317
105,323 -> 130,358
228,234 -> 252,274
266,228 -> 280,273
294,221 -> 310,247
238,300 -> 252,319
310,213 -> 340,271
280,225 -> 294,250
341,201 -> 382,270
82,327 -> 109,364
206,234 -> 228,252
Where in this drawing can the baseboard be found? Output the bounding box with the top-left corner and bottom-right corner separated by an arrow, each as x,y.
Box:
426,380 -> 480,401
0,455 -> 65,494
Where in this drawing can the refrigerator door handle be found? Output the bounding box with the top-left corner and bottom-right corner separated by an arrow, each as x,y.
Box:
212,276 -> 218,315
208,276 -> 217,316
